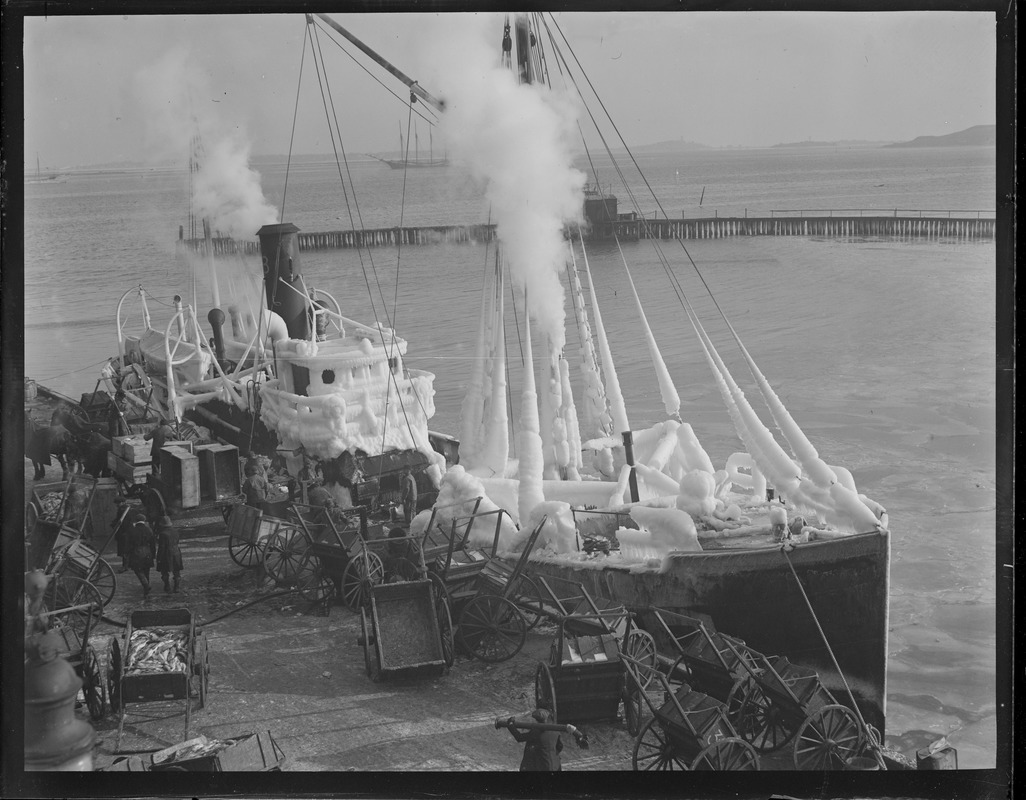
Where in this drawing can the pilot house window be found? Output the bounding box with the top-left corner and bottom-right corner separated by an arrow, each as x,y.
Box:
322,369 -> 336,385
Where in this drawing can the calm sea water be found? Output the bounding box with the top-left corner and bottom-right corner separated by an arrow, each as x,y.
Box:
23,145 -> 997,765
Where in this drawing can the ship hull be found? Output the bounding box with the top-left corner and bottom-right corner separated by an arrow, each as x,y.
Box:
526,529 -> 890,735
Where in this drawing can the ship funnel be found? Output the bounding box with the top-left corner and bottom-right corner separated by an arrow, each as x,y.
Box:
207,308 -> 227,363
256,223 -> 310,341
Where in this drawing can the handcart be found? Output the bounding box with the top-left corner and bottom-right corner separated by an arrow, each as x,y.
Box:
533,576 -> 658,733
107,608 -> 209,752
649,609 -> 755,724
223,500 -> 290,571
40,591 -> 107,721
429,512 -> 546,663
620,653 -> 760,771
104,730 -> 286,772
417,497 -> 484,564
721,638 -> 868,769
26,475 -> 99,569
356,579 -> 455,681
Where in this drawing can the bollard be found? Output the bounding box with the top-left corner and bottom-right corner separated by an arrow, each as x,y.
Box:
916,738 -> 958,770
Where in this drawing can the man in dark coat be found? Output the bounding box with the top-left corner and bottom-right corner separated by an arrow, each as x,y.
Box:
399,466 -> 418,524
144,421 -> 175,476
126,511 -> 156,597
242,468 -> 270,508
504,704 -> 577,771
155,515 -> 184,593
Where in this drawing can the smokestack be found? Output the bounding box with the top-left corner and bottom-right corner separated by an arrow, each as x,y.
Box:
256,223 -> 309,340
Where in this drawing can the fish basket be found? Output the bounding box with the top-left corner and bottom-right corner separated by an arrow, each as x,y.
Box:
121,608 -> 195,704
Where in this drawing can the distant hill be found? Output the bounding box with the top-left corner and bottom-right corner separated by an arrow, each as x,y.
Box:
884,125 -> 995,148
772,140 -> 892,148
631,139 -> 712,153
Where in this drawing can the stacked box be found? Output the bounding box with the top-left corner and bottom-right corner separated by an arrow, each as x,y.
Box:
108,450 -> 150,485
113,435 -> 152,466
161,447 -> 201,509
195,443 -> 241,500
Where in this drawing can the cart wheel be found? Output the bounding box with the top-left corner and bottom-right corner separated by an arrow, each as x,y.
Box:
512,574 -> 544,630
534,663 -> 558,723
457,594 -> 526,663
623,681 -> 643,737
427,572 -> 451,610
298,558 -> 335,604
81,644 -> 106,721
228,536 -> 263,569
262,526 -> 309,586
632,717 -> 689,771
436,592 -> 455,669
87,557 -> 117,606
44,576 -> 103,639
737,681 -> 800,752
726,675 -> 757,734
792,704 -> 864,770
622,629 -> 657,690
26,502 -> 39,535
341,551 -> 385,611
106,638 -> 122,714
692,737 -> 760,770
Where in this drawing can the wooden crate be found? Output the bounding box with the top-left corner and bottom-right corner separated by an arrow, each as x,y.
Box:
112,435 -> 152,465
83,476 -> 120,547
160,447 -> 201,509
109,451 -> 150,484
195,443 -> 241,501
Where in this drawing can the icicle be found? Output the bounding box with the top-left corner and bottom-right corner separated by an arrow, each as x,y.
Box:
567,247 -> 610,440
580,234 -> 630,434
617,239 -> 681,418
459,267 -> 492,468
557,355 -> 582,481
538,332 -> 560,480
517,300 -> 546,524
480,260 -> 509,476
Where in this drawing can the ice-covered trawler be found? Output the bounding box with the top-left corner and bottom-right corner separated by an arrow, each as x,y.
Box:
101,222 -> 447,496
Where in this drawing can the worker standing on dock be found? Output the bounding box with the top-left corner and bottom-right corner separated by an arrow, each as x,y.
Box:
242,465 -> 270,509
497,702 -> 581,771
126,511 -> 156,598
155,515 -> 183,593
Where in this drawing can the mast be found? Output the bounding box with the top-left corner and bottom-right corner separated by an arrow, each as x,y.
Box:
310,14 -> 445,113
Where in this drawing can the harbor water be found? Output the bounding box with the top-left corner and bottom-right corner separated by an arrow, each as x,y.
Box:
22,144 -> 997,766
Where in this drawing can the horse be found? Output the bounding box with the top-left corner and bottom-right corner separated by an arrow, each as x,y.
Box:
25,413 -> 77,480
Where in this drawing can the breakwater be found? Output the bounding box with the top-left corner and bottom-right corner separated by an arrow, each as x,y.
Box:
180,212 -> 994,255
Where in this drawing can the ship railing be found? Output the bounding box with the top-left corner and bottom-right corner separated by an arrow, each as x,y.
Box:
767,208 -> 995,219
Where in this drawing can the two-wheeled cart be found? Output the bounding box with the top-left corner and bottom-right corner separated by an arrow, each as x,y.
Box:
649,609 -> 756,727
620,653 -> 760,771
356,578 -> 455,681
107,608 -> 209,752
720,638 -> 868,769
222,499 -> 293,572
26,475 -> 99,569
428,512 -> 545,663
39,588 -> 107,721
533,575 -> 658,734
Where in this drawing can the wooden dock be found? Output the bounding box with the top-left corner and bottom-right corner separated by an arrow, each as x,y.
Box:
180,212 -> 994,256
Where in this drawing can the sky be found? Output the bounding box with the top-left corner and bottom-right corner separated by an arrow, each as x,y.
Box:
20,10 -> 997,169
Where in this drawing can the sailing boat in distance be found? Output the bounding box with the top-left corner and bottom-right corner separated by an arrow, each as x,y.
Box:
370,122 -> 449,169
25,154 -> 65,184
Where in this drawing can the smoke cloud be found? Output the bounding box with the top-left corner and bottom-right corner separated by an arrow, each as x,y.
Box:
134,46 -> 278,238
431,15 -> 585,352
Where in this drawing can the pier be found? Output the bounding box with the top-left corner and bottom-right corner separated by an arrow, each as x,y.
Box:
179,209 -> 994,256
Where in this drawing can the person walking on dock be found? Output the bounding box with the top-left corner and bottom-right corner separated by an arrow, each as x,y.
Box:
497,702 -> 581,771
399,465 -> 418,524
155,515 -> 183,593
126,511 -> 156,598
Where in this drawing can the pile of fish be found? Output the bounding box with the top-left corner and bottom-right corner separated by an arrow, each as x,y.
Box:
126,628 -> 190,674
39,492 -> 64,522
153,736 -> 238,765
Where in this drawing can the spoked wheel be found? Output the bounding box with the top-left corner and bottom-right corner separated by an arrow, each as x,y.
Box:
512,575 -> 544,630
792,704 -> 864,770
738,681 -> 801,752
44,577 -> 103,639
632,718 -> 689,771
692,737 -> 761,770
726,676 -> 758,734
192,633 -> 209,709
228,536 -> 263,569
341,551 -> 385,611
87,558 -> 117,606
81,644 -> 106,721
534,662 -> 558,722
298,556 -> 335,604
262,527 -> 309,586
623,681 -> 643,736
436,592 -> 455,669
457,594 -> 526,663
106,638 -> 122,714
622,629 -> 657,690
